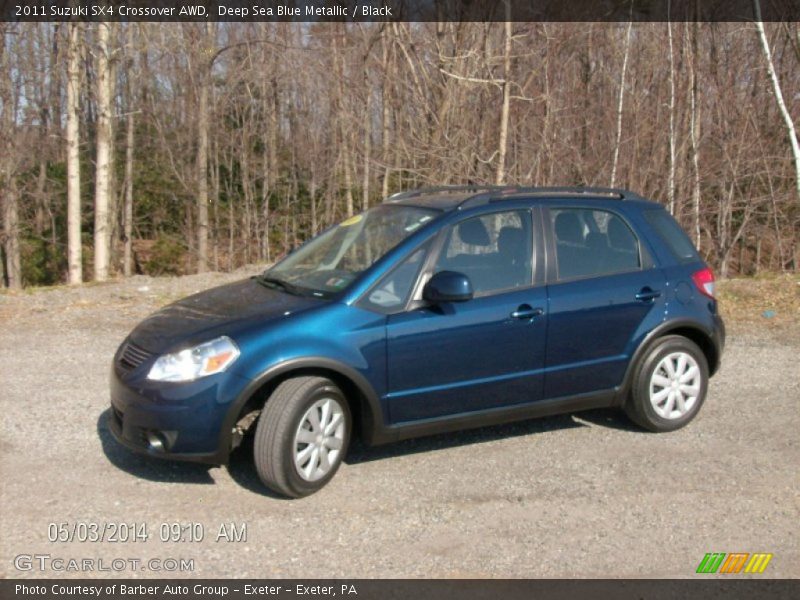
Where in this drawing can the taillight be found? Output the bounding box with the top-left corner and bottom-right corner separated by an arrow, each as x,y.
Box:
692,267 -> 715,299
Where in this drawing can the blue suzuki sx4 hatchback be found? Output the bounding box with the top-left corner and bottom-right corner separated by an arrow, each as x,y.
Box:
109,186 -> 725,497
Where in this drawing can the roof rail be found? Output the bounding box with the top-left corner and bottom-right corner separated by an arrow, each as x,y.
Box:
457,186 -> 642,209
385,185 -> 507,202
384,184 -> 644,208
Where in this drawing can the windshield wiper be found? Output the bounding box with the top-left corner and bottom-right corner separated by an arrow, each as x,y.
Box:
254,274 -> 303,296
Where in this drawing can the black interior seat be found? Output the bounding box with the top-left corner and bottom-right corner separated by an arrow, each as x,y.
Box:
607,217 -> 639,272
554,212 -> 585,279
494,226 -> 529,287
585,231 -> 611,274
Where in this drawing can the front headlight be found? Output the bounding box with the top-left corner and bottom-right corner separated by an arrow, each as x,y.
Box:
147,336 -> 240,382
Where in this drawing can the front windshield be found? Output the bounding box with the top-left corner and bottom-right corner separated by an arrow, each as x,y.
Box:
263,205 -> 438,296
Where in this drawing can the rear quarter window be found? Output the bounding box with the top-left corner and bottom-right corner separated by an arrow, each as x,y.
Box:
643,209 -> 700,263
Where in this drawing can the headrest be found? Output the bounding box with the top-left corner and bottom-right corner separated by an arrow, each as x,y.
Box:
608,217 -> 636,251
458,219 -> 491,246
585,232 -> 608,250
555,212 -> 582,244
498,227 -> 524,255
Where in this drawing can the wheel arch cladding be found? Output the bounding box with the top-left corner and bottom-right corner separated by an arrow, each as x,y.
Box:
661,325 -> 718,375
224,362 -> 380,454
618,321 -> 719,406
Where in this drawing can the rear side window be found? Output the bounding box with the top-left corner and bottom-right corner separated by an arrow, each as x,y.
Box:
550,208 -> 641,280
643,209 -> 699,262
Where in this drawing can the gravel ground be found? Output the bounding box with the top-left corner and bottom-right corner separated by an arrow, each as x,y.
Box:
1,272 -> 798,579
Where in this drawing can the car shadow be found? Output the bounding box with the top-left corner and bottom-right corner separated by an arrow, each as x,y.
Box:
225,434 -> 289,500
97,409 -> 287,498
225,412 -> 592,497
96,409 -> 216,485
573,408 -> 643,432
98,407 -> 640,496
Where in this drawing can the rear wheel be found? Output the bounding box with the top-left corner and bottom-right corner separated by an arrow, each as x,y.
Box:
625,335 -> 709,432
254,376 -> 351,498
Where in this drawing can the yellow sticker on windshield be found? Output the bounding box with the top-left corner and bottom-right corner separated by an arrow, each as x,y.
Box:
340,214 -> 363,227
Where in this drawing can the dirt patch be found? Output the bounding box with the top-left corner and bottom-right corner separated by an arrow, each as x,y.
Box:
717,274 -> 800,322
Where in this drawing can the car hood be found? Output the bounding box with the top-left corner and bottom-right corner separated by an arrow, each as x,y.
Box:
128,277 -> 323,354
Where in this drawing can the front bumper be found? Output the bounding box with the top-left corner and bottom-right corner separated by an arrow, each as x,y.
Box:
108,365 -> 251,465
107,406 -> 225,465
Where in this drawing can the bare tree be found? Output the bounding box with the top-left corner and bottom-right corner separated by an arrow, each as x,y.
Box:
195,23 -> 215,273
66,22 -> 83,284
361,44 -> 373,211
93,23 -> 112,281
1,26 -> 22,289
666,19 -> 676,215
380,30 -> 394,198
3,22 -> 800,285
610,19 -> 633,189
754,2 -> 800,206
495,3 -> 512,185
1,186 -> 21,289
333,27 -> 354,217
121,26 -> 138,277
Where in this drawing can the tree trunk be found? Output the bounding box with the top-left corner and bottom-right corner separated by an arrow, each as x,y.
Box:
2,183 -> 21,289
93,23 -> 112,282
1,23 -> 20,288
211,136 -> 220,270
610,19 -> 634,189
686,20 -> 702,248
0,228 -> 5,287
755,236 -> 762,274
196,76 -> 210,273
66,23 -> 82,285
107,42 -> 119,270
261,144 -> 271,263
667,21 -> 676,214
122,87 -> 135,277
343,143 -> 354,217
333,28 -> 354,217
34,160 -> 47,236
362,61 -> 372,211
754,3 -> 800,208
380,32 -> 393,199
495,6 -> 512,185
196,23 -> 213,274
310,173 -> 318,235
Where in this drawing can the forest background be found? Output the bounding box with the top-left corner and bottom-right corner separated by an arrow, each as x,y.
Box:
1,17 -> 798,288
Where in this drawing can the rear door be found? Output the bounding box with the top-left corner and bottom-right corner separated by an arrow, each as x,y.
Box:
385,208 -> 548,424
543,204 -> 666,399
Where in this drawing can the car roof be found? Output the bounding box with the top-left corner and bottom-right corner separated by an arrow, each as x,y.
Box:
384,185 -> 658,211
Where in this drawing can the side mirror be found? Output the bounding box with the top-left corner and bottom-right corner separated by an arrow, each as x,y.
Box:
423,271 -> 473,304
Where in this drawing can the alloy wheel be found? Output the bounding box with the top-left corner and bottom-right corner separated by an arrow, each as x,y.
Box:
293,397 -> 346,481
649,351 -> 702,420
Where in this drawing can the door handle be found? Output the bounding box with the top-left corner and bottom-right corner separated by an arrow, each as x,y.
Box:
511,305 -> 544,320
635,288 -> 662,302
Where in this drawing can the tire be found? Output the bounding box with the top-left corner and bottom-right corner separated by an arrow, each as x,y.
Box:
254,376 -> 351,498
625,335 -> 709,432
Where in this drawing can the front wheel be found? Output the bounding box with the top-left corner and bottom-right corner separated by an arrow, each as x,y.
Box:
625,335 -> 709,432
254,376 -> 351,498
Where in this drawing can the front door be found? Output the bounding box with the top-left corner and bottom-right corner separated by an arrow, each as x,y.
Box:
385,209 -> 547,424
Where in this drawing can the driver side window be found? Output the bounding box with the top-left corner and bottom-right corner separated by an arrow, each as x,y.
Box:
433,210 -> 533,296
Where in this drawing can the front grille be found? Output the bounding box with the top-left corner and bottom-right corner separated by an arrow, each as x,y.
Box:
118,341 -> 153,372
